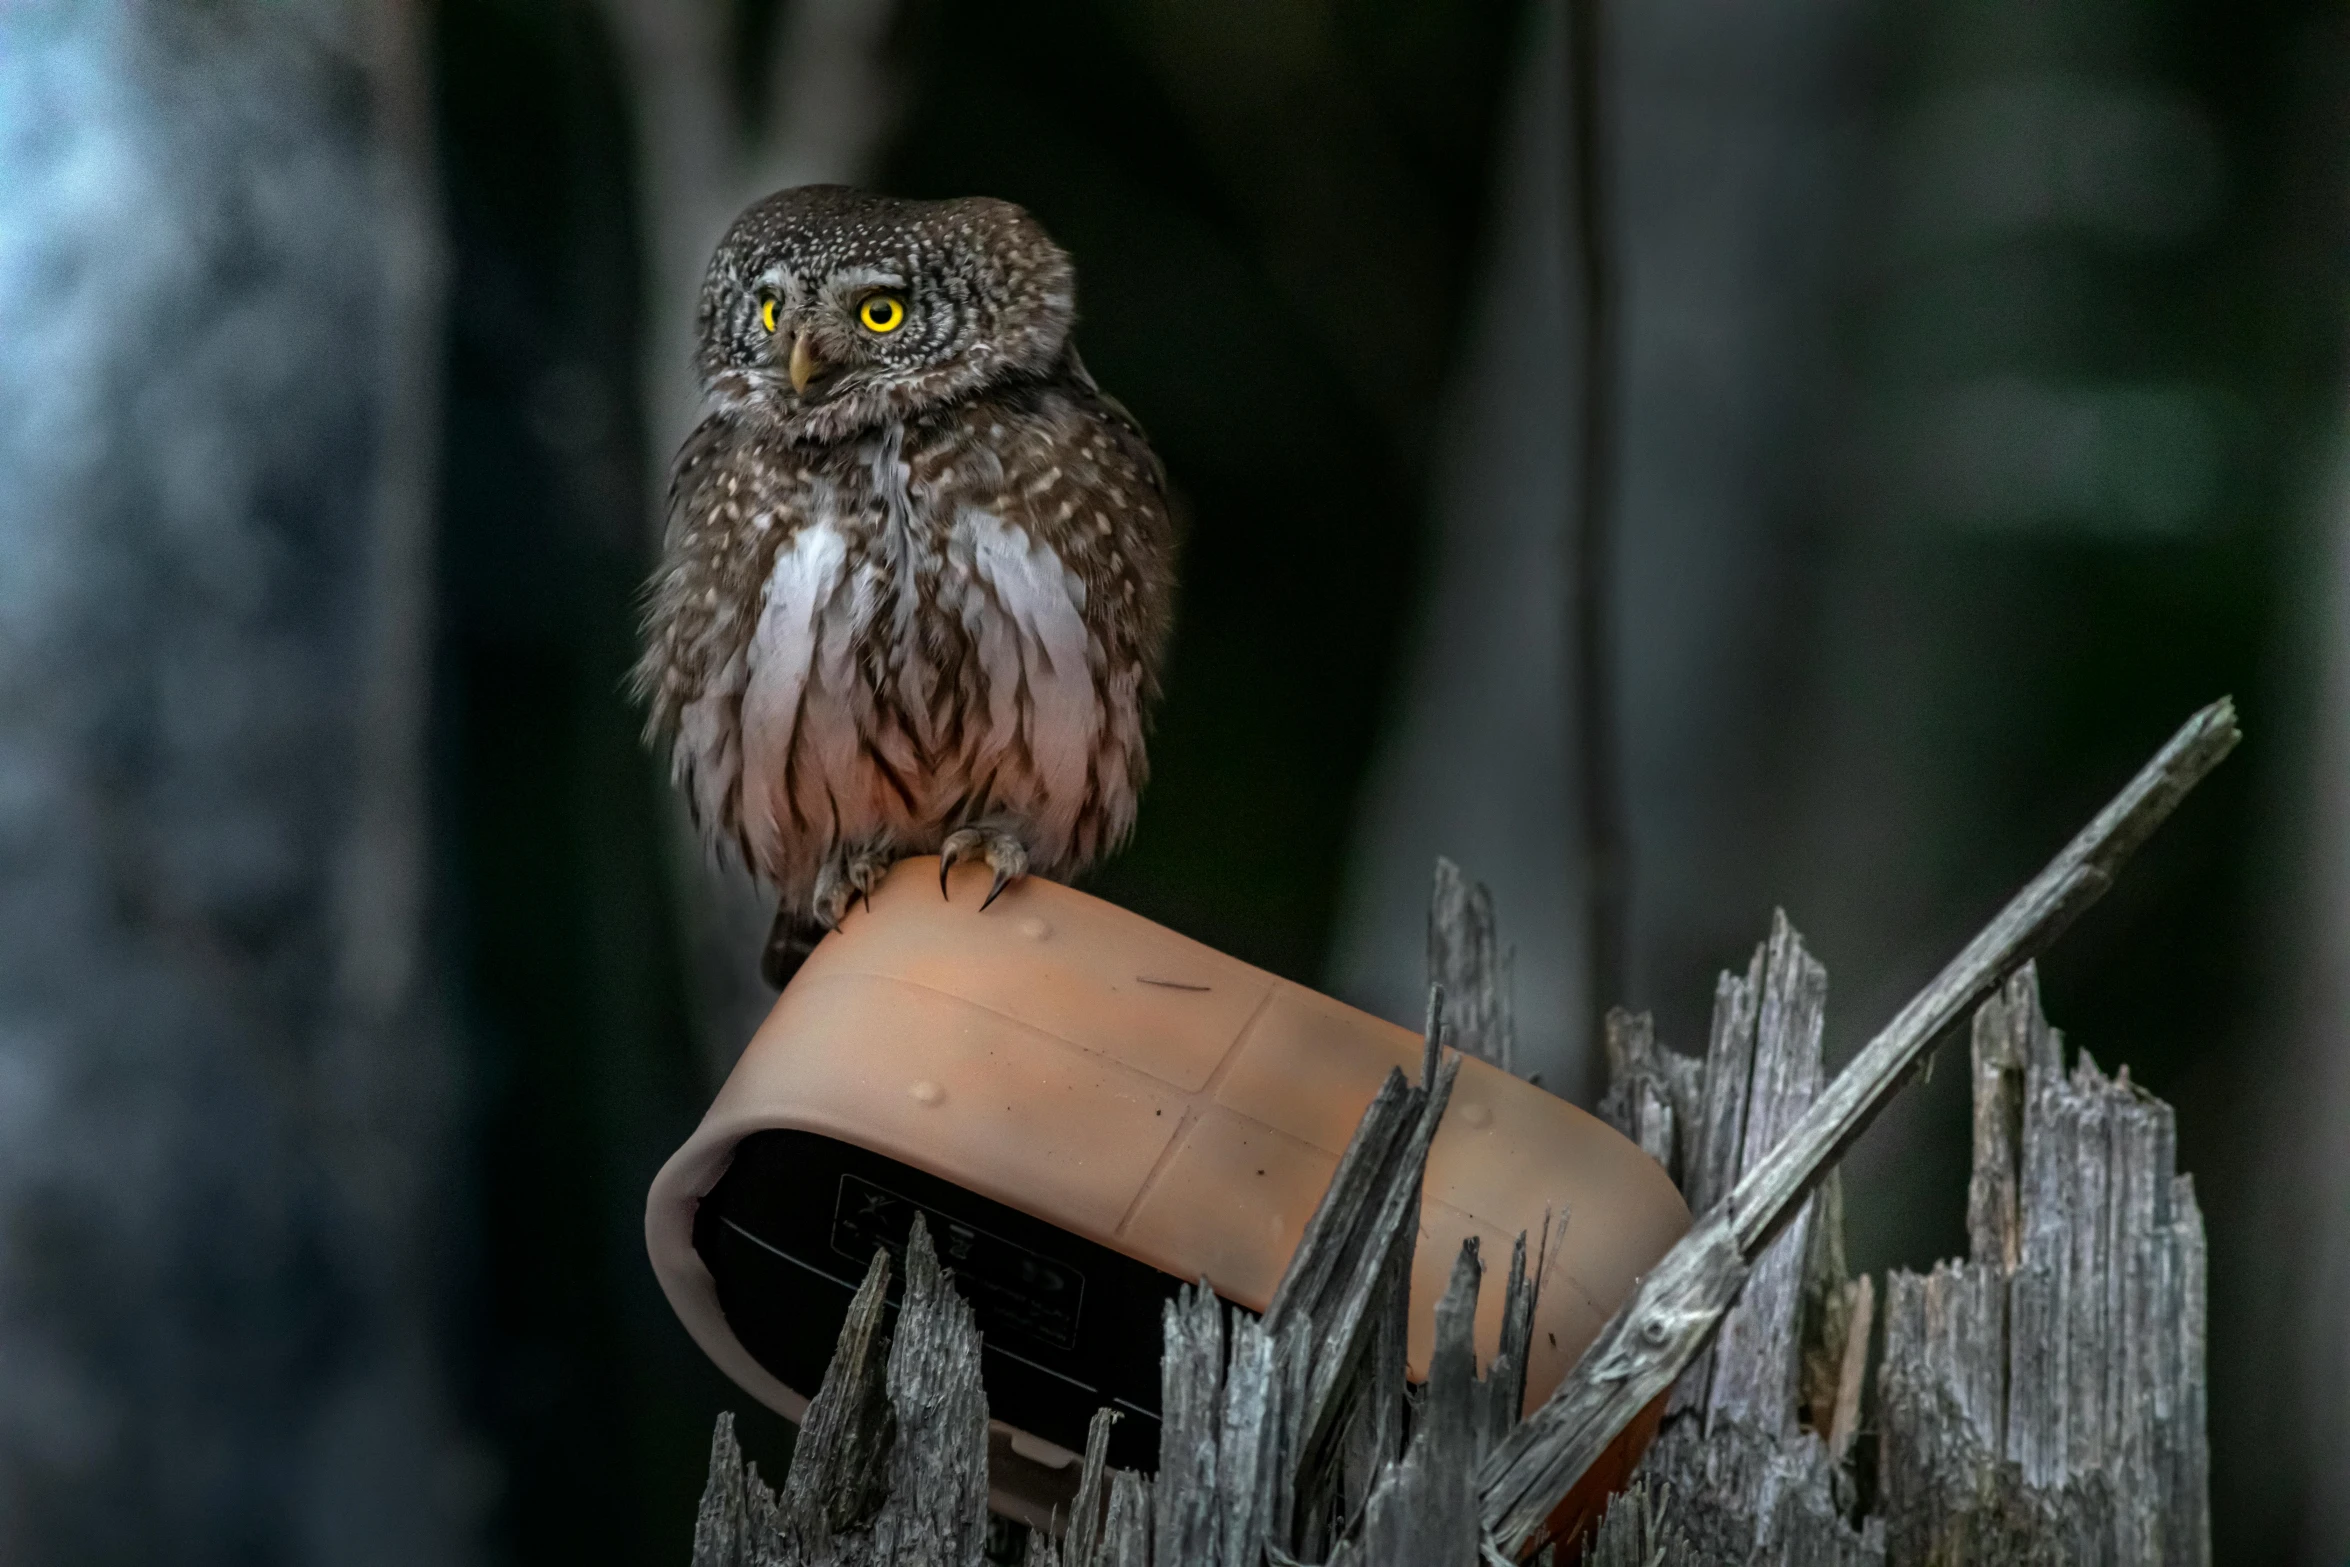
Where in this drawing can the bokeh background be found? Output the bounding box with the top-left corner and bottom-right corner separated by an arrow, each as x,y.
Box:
2,0 -> 2346,1561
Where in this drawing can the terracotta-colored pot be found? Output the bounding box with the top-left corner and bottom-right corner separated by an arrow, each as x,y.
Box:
646,858 -> 1688,1538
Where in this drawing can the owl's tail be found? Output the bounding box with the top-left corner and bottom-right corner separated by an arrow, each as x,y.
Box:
760,902 -> 825,990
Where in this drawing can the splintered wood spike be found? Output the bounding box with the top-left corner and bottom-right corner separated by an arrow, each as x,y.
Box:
1476,698 -> 2239,1554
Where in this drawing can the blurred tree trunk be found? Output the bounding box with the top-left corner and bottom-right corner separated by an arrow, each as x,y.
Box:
2263,445 -> 2350,1564
1341,2 -> 2341,1555
0,2 -> 478,1561
1330,0 -> 1583,1089
594,0 -> 904,1081
1333,0 -> 1869,1095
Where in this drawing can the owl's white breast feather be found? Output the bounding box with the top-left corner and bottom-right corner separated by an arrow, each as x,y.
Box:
959,509 -> 1101,848
724,500 -> 1116,897
739,521 -> 851,872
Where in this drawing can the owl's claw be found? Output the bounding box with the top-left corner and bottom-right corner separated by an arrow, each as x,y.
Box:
940,824 -> 1030,911
814,839 -> 899,930
811,871 -> 856,931
847,852 -> 888,909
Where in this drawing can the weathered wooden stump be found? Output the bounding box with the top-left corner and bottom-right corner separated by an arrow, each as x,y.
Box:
1588,918 -> 1884,1566
685,702 -> 2232,1565
1874,968 -> 2209,1565
1578,961 -> 2211,1567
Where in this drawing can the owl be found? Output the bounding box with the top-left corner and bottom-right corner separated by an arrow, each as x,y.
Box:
633,186 -> 1177,985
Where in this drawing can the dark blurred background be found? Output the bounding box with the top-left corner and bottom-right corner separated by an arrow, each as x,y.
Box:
2,0 -> 2345,1561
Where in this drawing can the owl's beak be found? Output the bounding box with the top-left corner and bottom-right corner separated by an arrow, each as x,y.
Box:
787,331 -> 826,395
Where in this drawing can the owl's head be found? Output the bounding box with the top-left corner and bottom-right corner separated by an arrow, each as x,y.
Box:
696,186 -> 1077,442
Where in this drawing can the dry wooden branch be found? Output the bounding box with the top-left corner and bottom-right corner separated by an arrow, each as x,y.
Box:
1477,699 -> 2238,1554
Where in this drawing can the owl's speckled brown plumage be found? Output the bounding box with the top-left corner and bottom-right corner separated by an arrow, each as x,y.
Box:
633,186 -> 1176,979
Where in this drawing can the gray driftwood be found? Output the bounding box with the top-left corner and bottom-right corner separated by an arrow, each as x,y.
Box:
1428,857 -> 1517,1073
692,1217 -> 991,1567
1874,967 -> 2210,1566
690,703 -> 2231,1565
1587,915 -> 1885,1566
1064,1000 -> 1533,1567
1476,698 -> 2237,1554
1577,959 -> 2212,1567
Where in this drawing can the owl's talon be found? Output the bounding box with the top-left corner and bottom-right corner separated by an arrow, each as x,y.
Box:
815,839 -> 898,929
811,877 -> 854,931
940,824 -> 1030,911
847,854 -> 888,909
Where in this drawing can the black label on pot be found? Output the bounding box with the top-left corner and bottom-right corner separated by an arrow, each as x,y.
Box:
831,1173 -> 1088,1351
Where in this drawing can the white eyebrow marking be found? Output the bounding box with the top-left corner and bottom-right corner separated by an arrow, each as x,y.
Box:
752,269 -> 806,309
828,266 -> 908,293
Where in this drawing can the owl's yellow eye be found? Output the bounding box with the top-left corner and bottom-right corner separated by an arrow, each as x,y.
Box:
859,294 -> 906,333
759,296 -> 779,333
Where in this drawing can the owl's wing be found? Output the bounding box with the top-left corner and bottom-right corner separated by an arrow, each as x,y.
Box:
733,518 -> 853,881
632,414 -> 822,865
1055,344 -> 1167,496
939,380 -> 1178,868
631,415 -> 733,743
955,507 -> 1105,857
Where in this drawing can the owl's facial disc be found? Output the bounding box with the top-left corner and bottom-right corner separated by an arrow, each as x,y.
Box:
700,187 -> 1078,442
756,273 -> 912,400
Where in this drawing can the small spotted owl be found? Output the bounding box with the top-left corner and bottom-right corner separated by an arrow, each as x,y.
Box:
633,186 -> 1177,984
